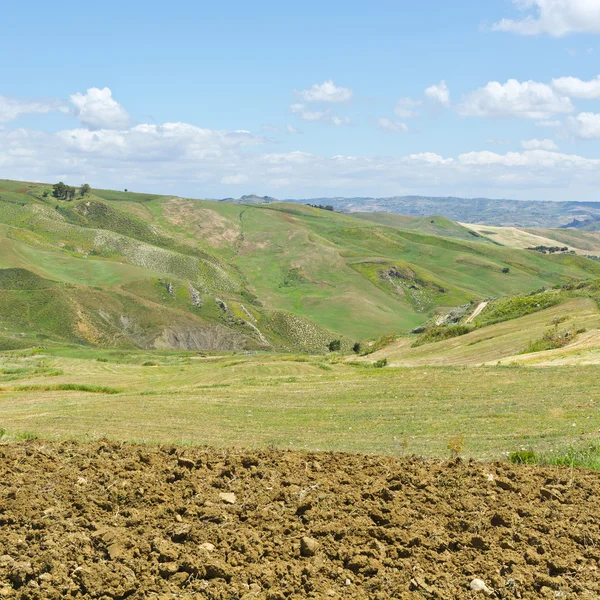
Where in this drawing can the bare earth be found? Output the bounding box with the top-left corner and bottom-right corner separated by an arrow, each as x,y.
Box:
1,441 -> 599,599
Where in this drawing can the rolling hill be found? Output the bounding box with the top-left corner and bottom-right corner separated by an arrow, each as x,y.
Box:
2,178 -> 600,352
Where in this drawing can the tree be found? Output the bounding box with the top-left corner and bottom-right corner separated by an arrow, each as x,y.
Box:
352,342 -> 361,354
80,183 -> 91,197
66,186 -> 76,202
502,267 -> 510,274
52,182 -> 67,199
328,339 -> 341,352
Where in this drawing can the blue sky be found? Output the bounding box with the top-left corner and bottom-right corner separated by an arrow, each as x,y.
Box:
3,0 -> 600,200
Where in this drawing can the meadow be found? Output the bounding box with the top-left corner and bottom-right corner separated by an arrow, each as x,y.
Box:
1,347 -> 599,460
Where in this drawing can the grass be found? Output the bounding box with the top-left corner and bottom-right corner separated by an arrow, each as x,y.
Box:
1,348 -> 600,459
366,297 -> 600,367
509,443 -> 600,470
13,383 -> 120,394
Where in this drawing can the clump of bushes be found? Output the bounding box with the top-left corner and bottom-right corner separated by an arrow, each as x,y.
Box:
521,327 -> 572,354
412,324 -> 473,347
476,291 -> 561,327
360,333 -> 396,356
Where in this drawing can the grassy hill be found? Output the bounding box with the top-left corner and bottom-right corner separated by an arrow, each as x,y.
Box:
2,178 -> 600,352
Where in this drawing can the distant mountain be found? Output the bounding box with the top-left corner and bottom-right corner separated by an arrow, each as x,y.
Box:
220,194 -> 278,205
561,215 -> 600,231
284,195 -> 600,229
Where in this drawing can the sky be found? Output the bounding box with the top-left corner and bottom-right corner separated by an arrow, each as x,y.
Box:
3,0 -> 600,201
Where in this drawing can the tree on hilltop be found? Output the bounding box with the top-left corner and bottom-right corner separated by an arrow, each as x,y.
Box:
80,183 -> 91,197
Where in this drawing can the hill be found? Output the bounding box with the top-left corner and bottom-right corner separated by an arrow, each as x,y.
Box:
2,178 -> 600,352
287,195 -> 600,228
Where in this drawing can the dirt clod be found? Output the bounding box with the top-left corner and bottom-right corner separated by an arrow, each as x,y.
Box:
300,536 -> 318,557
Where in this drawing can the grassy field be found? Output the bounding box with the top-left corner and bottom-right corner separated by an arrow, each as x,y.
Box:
1,347 -> 599,459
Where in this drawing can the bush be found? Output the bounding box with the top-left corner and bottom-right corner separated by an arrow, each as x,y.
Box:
412,325 -> 473,347
328,339 -> 341,352
352,342 -> 361,354
373,358 -> 387,368
477,291 -> 561,327
508,449 -> 537,464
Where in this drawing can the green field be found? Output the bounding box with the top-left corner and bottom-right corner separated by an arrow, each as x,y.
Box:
0,347 -> 599,458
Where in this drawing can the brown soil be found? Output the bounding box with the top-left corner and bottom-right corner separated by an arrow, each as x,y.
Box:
1,442 -> 599,599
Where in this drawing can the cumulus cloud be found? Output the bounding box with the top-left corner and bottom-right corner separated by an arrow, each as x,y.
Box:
566,112 -> 600,139
492,0 -> 600,37
0,95 -> 66,123
377,118 -> 408,133
394,97 -> 422,118
552,75 -> 600,99
3,122 -> 600,199
298,79 -> 353,103
424,81 -> 450,106
70,87 -> 130,130
458,79 -> 573,119
521,138 -> 559,150
290,103 -> 351,126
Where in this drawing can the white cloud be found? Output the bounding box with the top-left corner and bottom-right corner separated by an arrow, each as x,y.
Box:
424,81 -> 450,107
286,124 -> 300,134
3,124 -> 600,199
458,79 -> 573,119
70,87 -> 130,130
290,103 -> 351,126
492,0 -> 600,37
298,79 -> 353,103
458,148 -> 600,169
566,112 -> 600,139
552,75 -> 600,99
0,95 -> 65,123
261,124 -> 280,133
408,152 -> 453,164
221,174 -> 249,185
394,97 -> 422,118
377,117 -> 408,133
536,119 -> 562,127
521,138 -> 559,150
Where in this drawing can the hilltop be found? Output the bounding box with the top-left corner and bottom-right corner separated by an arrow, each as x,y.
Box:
2,178 -> 600,353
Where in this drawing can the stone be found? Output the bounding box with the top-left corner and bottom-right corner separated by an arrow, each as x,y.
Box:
470,578 -> 493,596
300,536 -> 318,557
219,492 -> 236,504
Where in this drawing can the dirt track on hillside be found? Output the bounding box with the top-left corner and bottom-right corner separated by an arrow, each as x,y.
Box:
1,442 -> 599,599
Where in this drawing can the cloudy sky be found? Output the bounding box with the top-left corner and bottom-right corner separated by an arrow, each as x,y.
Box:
3,0 -> 600,201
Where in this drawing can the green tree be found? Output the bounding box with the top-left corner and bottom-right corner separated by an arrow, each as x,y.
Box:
80,183 -> 91,197
66,186 -> 76,202
52,182 -> 67,199
328,339 -> 341,352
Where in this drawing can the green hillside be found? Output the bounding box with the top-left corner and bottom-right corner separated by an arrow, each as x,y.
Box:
1,178 -> 600,352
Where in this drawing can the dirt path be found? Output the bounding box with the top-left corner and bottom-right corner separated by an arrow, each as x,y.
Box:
466,300 -> 488,324
1,441 -> 599,599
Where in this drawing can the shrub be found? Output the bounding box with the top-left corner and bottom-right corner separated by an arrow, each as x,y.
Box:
352,342 -> 361,354
447,433 -> 465,457
412,325 -> 473,347
508,450 -> 536,464
521,328 -> 571,354
373,358 -> 387,368
328,339 -> 341,352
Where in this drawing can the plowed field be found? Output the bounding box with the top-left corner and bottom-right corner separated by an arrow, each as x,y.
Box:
1,441 -> 599,599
